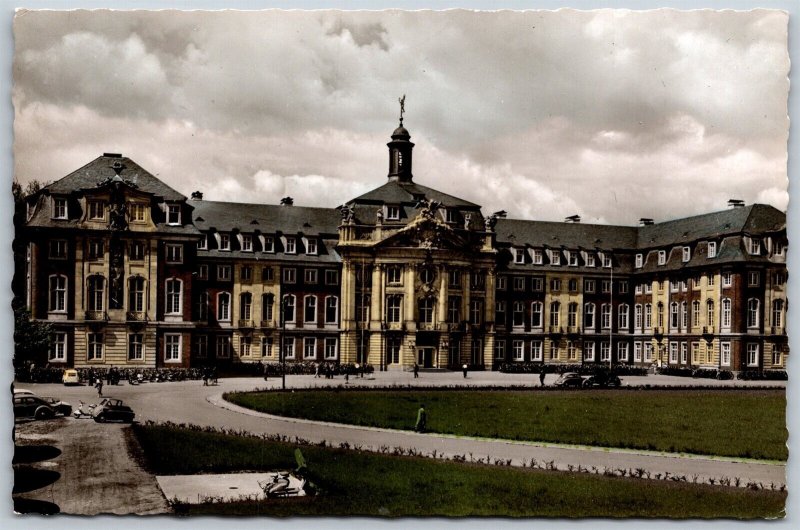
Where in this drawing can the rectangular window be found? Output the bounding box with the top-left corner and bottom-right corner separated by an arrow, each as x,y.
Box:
325,270 -> 339,285
130,241 -> 145,261
635,283 -> 643,294
218,265 -> 232,281
285,237 -> 296,254
584,279 -> 595,293
618,281 -> 628,294
532,249 -> 543,264
450,297 -> 463,324
165,243 -> 183,263
680,342 -> 688,364
635,254 -> 643,268
602,254 -> 612,268
130,202 -> 147,222
531,341 -> 542,361
216,335 -> 231,358
167,204 -> 181,225
532,277 -> 544,291
721,342 -> 731,366
88,240 -> 104,260
194,335 -> 208,359
550,279 -> 561,292
304,296 -> 317,323
514,248 -> 525,264
722,273 -> 732,287
446,209 -> 458,224
306,239 -> 317,255
470,300 -> 483,325
644,282 -> 652,294
241,266 -> 253,282
450,270 -> 463,288
304,269 -> 318,284
53,198 -> 68,219
386,295 -> 402,323
513,277 -> 525,291
634,342 -> 642,362
50,332 -> 67,362
127,333 -> 144,361
748,271 -> 760,287
88,201 -> 105,220
747,343 -> 759,367
585,253 -> 596,267
644,343 -> 653,362
568,251 -> 579,266
549,250 -> 561,265
219,233 -> 230,251
197,234 -> 208,250
48,240 -> 67,260
512,340 -> 524,361
263,236 -> 275,253
658,250 -> 666,265
387,266 -> 403,285
617,342 -> 629,362
749,238 -> 761,255
494,340 -> 506,360
707,273 -> 715,286
324,337 -> 338,360
601,280 -> 612,294
386,206 -> 400,220
600,342 -> 610,362
261,337 -> 273,357
691,342 -> 700,364
242,235 -> 253,252
670,280 -> 679,293
283,268 -> 296,284
283,337 -> 295,359
583,342 -> 595,362
262,267 -> 274,282
669,342 -> 678,364
239,337 -> 252,357
471,272 -> 485,290
301,337 -> 316,359
707,241 -> 717,258
325,297 -> 338,324
88,333 -> 104,361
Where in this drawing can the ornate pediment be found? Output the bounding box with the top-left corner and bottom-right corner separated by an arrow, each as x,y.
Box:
376,210 -> 473,251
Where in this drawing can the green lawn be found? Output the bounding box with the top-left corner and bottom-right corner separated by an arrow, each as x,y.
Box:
226,389 -> 787,461
132,424 -> 785,518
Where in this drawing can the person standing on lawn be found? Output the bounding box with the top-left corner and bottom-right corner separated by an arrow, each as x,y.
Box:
415,404 -> 427,433
539,368 -> 546,386
413,362 -> 419,379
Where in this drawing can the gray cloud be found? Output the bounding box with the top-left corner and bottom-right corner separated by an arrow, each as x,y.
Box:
12,9 -> 788,224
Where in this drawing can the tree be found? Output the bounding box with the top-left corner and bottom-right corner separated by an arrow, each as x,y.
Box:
13,307 -> 54,369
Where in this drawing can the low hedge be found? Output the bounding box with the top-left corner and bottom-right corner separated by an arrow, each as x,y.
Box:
497,363 -> 648,376
737,370 -> 788,381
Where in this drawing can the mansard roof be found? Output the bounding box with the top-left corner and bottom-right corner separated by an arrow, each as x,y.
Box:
43,154 -> 186,201
495,218 -> 638,250
636,204 -> 785,249
189,199 -> 341,236
349,180 -> 480,208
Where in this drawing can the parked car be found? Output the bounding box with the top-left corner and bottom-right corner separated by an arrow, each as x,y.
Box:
553,372 -> 584,388
13,395 -> 58,420
62,369 -> 80,385
583,372 -> 622,388
92,398 -> 135,423
40,397 -> 73,416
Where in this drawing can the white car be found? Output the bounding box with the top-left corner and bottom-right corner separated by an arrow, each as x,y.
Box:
62,369 -> 80,385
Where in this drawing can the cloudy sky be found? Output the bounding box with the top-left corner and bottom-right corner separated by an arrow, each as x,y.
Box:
12,9 -> 789,224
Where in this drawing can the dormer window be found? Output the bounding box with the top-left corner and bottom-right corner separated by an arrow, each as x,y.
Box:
514,248 -> 525,264
635,254 -> 643,268
773,240 -> 785,256
306,239 -> 318,255
88,200 -> 105,220
602,253 -> 612,268
549,250 -> 561,265
585,253 -> 596,267
707,241 -> 717,258
197,235 -> 208,250
567,251 -> 579,266
52,198 -> 68,219
386,205 -> 400,221
446,209 -> 457,224
532,249 -> 543,265
167,204 -> 181,225
263,236 -> 274,253
241,235 -> 253,252
749,238 -> 761,256
286,237 -> 296,254
657,250 -> 667,265
130,202 -> 147,222
219,233 -> 230,251
682,246 -> 691,262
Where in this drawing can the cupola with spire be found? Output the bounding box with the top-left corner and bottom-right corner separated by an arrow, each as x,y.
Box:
387,95 -> 414,183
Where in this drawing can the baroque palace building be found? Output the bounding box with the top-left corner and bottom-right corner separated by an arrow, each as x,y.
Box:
17,119 -> 788,373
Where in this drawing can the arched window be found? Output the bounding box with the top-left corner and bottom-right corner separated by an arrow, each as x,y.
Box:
87,275 -> 105,312
669,302 -> 679,330
680,301 -> 688,330
644,303 -> 652,329
549,301 -> 560,328
240,292 -> 252,321
747,298 -> 760,328
618,304 -> 629,330
568,302 -> 578,328
282,294 -> 296,323
262,293 -> 274,323
601,304 -> 611,329
657,302 -> 664,328
584,303 -> 595,329
531,302 -> 543,328
304,295 -> 317,323
49,274 -> 67,312
772,299 -> 784,328
634,304 -> 642,330
165,278 -> 182,315
217,292 -> 231,321
706,300 -> 714,329
692,301 -> 700,328
325,296 -> 339,324
128,276 -> 145,313
721,298 -> 732,328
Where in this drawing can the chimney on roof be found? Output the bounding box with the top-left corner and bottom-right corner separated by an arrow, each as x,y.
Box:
191,191 -> 203,200
103,153 -> 122,158
728,199 -> 745,208
564,214 -> 581,223
281,196 -> 294,206
639,218 -> 654,226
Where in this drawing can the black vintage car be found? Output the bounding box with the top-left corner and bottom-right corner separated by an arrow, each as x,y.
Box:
13,396 -> 58,420
553,372 -> 584,388
92,398 -> 135,423
583,372 -> 622,388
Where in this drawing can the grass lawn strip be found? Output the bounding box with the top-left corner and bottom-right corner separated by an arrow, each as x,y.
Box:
225,389 -> 786,461
213,392 -> 786,465
133,423 -> 785,518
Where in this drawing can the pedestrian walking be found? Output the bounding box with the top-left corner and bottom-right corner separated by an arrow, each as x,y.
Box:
415,404 -> 427,433
539,369 -> 546,386
315,363 -> 321,378
413,362 -> 419,379
462,364 -> 468,378
95,378 -> 103,397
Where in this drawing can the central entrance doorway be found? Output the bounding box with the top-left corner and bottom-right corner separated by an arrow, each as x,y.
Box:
417,347 -> 435,368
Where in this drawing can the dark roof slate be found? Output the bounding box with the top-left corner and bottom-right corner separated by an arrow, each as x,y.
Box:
43,155 -> 186,201
495,218 -> 638,250
349,180 -> 479,208
190,200 -> 341,235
